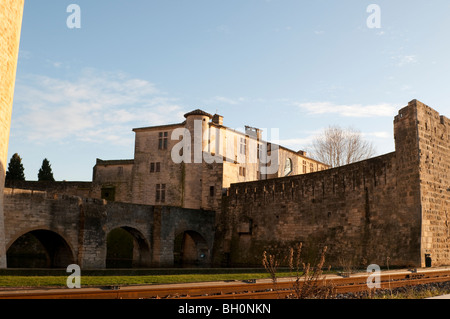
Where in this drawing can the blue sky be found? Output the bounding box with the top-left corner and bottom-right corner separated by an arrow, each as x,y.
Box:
9,0 -> 450,181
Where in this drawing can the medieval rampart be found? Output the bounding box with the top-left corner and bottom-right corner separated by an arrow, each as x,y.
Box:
215,100 -> 449,269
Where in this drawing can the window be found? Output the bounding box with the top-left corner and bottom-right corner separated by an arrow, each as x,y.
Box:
156,184 -> 166,203
158,132 -> 168,150
101,187 -> 115,201
240,137 -> 246,155
310,163 -> 314,173
283,158 -> 292,176
150,162 -> 161,173
302,160 -> 307,174
209,186 -> 215,197
239,167 -> 246,177
257,144 -> 261,160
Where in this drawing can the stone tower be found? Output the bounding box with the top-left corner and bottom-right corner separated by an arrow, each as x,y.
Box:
412,100 -> 450,267
0,0 -> 25,268
183,109 -> 213,209
393,99 -> 450,267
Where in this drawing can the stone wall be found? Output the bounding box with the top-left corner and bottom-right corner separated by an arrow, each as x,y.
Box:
5,180 -> 100,199
93,159 -> 133,202
214,100 -> 445,268
3,188 -> 215,268
413,101 -> 450,266
130,125 -> 186,207
216,152 -> 422,268
4,188 -> 83,267
0,0 -> 25,268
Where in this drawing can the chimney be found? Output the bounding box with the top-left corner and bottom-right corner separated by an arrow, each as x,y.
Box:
245,126 -> 262,140
212,114 -> 223,125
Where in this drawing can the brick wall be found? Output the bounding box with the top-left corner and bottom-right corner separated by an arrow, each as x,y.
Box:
0,0 -> 25,268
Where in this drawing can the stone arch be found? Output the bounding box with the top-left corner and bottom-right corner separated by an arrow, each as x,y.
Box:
173,230 -> 210,267
6,229 -> 75,268
105,226 -> 151,268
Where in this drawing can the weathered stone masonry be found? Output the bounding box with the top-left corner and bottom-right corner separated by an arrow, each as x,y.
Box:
215,100 -> 450,269
3,188 -> 215,268
0,0 -> 25,268
5,99 -> 450,269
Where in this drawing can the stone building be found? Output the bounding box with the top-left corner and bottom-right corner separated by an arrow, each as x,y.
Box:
93,109 -> 328,210
0,0 -> 25,268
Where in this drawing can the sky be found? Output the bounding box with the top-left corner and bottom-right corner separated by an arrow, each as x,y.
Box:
8,0 -> 450,181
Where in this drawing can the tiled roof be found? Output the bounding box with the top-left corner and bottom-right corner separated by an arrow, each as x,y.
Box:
183,109 -> 213,118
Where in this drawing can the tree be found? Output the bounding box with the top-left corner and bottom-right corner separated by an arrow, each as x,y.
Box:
38,158 -> 55,182
310,125 -> 376,168
5,153 -> 25,181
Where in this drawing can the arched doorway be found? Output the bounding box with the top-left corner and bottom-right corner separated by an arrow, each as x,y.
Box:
174,231 -> 209,267
106,227 -> 151,268
7,230 -> 74,268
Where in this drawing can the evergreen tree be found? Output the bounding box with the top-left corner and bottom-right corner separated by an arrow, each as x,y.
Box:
38,158 -> 55,182
5,153 -> 25,181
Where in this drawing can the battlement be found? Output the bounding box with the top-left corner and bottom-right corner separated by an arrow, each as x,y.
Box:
227,152 -> 396,203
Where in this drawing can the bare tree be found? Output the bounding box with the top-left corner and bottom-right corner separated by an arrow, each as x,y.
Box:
310,125 -> 376,168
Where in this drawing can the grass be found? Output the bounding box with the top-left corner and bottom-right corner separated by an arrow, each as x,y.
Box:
2,268 -> 448,299
0,269 -> 295,288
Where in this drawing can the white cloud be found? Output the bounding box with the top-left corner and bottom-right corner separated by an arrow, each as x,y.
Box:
12,69 -> 186,145
216,25 -> 230,33
278,137 -> 315,150
394,55 -> 418,67
18,50 -> 32,60
295,101 -> 398,118
362,131 -> 391,139
207,96 -> 247,105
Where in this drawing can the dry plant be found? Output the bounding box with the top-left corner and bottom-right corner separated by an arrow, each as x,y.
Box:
386,256 -> 393,298
262,250 -> 279,285
262,250 -> 280,297
337,256 -> 356,277
263,243 -> 336,299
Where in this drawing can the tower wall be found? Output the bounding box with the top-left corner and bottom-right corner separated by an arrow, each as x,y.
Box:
413,100 -> 450,266
0,0 -> 25,268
